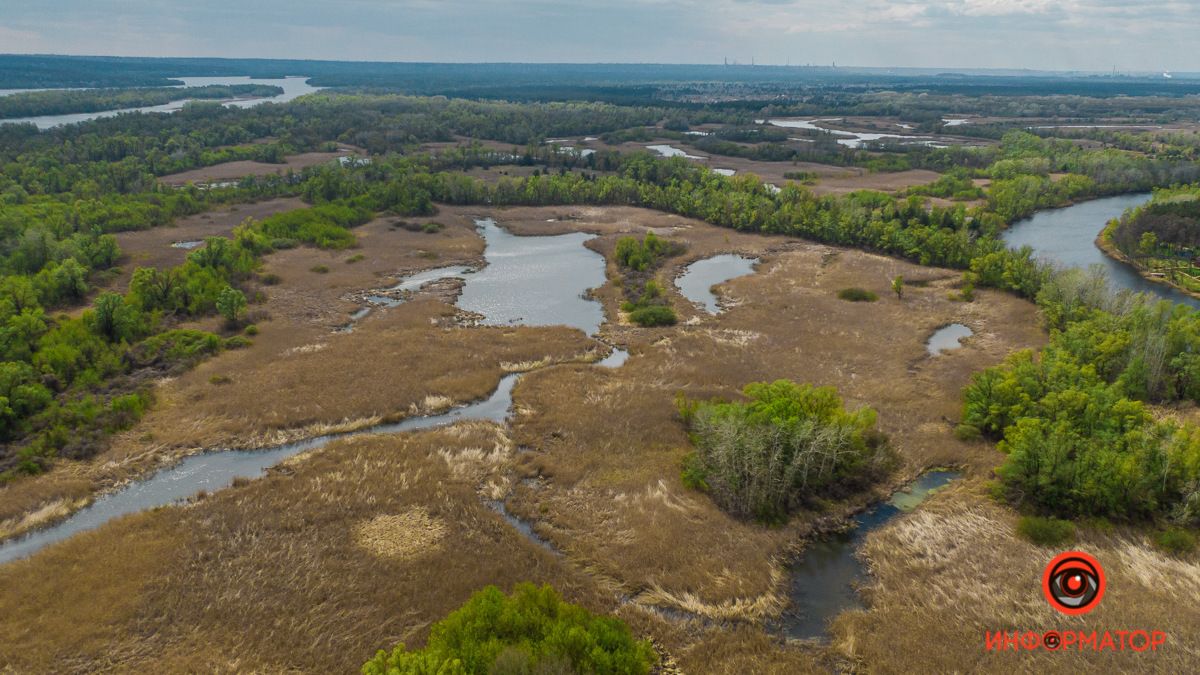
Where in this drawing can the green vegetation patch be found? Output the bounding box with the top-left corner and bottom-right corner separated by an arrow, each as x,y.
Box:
837,287 -> 878,302
1016,515 -> 1076,547
678,380 -> 893,522
362,584 -> 655,675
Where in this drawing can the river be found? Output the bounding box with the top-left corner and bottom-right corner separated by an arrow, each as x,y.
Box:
0,76 -> 321,130
1001,193 -> 1200,309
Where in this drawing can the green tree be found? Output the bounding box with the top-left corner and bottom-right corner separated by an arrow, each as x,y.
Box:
362,584 -> 654,675
891,275 -> 904,300
216,286 -> 247,325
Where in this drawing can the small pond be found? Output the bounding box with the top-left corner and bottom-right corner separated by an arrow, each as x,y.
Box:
675,254 -> 757,314
926,323 -> 973,355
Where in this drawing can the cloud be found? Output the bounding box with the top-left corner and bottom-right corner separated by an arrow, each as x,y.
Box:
0,0 -> 1197,70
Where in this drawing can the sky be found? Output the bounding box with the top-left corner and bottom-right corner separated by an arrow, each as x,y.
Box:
1,0 -> 1198,72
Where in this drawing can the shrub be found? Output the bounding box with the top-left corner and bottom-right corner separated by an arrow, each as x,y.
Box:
345,254 -> 365,264
244,324 -> 259,336
422,222 -> 445,234
613,232 -> 681,271
310,265 -> 330,274
216,286 -> 247,324
954,423 -> 982,441
259,272 -> 282,286
837,287 -> 878,302
1016,515 -> 1076,547
128,329 -> 222,369
679,380 -> 893,521
209,374 -> 231,385
224,336 -> 252,350
628,305 -> 677,327
1155,527 -> 1197,556
361,584 -> 654,675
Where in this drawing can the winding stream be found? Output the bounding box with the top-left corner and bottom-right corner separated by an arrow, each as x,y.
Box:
0,218 -> 612,564
781,471 -> 961,639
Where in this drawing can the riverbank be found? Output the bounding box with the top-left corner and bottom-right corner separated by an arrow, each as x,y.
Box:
1095,223 -> 1200,303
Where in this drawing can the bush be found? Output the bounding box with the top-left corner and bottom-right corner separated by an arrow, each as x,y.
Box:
837,287 -> 878,302
244,324 -> 259,336
1016,515 -> 1076,547
679,380 -> 893,521
422,222 -> 445,234
128,329 -> 222,369
310,265 -> 330,274
224,336 -> 252,350
1155,527 -> 1197,556
345,253 -> 365,264
259,272 -> 282,286
216,285 -> 247,324
613,232 -> 680,271
628,305 -> 677,327
361,584 -> 654,675
954,423 -> 982,441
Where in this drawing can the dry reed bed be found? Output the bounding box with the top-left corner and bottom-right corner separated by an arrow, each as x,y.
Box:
835,482 -> 1200,673
0,214 -> 587,541
501,221 -> 1043,626
0,207 -> 1079,673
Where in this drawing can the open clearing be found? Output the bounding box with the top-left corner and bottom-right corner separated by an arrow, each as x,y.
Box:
157,148 -> 357,186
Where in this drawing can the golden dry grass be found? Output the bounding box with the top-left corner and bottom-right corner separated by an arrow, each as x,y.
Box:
353,508 -> 448,560
0,427 -> 626,673
834,481 -> 1200,673
0,210 -> 591,541
9,204 -> 1188,674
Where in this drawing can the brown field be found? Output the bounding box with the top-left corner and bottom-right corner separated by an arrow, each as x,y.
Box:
157,148 -> 357,186
2,203 -> 1194,673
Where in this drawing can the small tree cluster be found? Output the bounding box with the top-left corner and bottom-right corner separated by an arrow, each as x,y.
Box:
362,584 -> 655,675
679,380 -> 893,522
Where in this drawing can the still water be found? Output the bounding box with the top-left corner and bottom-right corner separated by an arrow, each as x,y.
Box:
1001,193 -> 1199,308
781,471 -> 961,639
675,254 -> 757,314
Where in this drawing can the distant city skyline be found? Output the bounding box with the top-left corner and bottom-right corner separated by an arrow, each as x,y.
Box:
0,1 -> 1196,72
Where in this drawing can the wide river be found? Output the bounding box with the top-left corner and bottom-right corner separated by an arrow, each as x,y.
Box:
1001,193 -> 1200,309
0,76 -> 321,129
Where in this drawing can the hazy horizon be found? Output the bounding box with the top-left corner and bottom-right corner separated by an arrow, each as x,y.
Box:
1,1 -> 1197,73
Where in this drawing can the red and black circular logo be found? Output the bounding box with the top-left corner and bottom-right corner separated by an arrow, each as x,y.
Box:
1042,551 -> 1105,615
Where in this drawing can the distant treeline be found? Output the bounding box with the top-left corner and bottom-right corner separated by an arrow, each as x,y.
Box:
0,84 -> 283,119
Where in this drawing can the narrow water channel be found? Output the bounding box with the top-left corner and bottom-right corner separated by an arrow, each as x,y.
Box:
781,471 -> 961,639
0,217 -> 611,564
